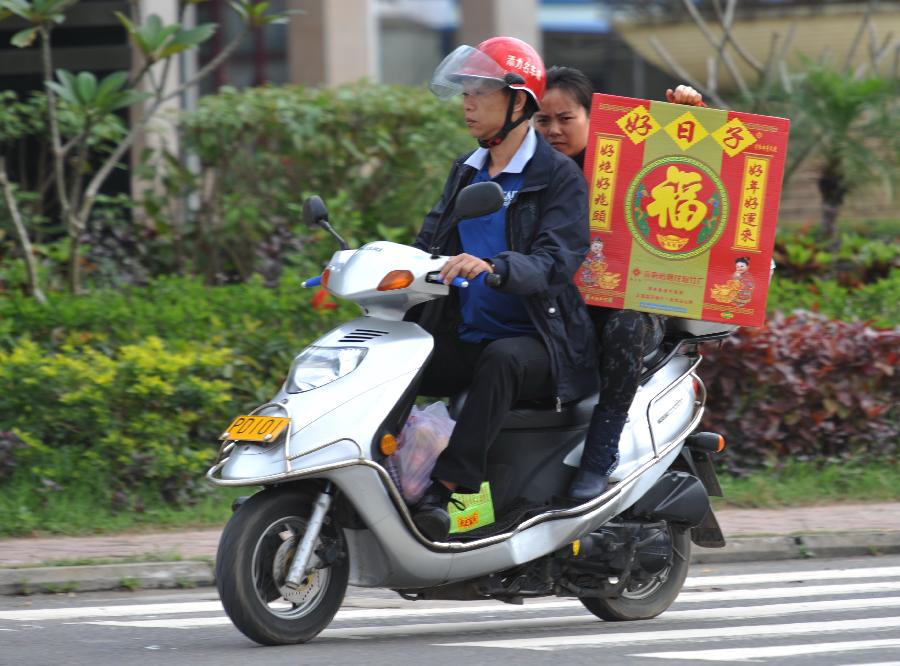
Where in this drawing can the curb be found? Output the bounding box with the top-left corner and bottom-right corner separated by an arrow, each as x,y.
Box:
691,535 -> 802,564
1,532 -> 898,596
0,561 -> 214,596
691,531 -> 900,564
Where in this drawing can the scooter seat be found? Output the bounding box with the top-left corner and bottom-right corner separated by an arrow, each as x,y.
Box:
449,391 -> 597,430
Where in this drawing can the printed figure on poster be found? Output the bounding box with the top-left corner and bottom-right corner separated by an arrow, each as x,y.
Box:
577,95 -> 790,328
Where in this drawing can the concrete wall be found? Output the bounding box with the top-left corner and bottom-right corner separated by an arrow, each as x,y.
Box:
288,0 -> 378,85
459,0 -> 541,52
616,3 -> 900,92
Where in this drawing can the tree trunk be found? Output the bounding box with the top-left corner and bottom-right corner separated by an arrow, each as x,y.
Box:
820,199 -> 842,254
0,158 -> 47,304
817,164 -> 848,254
67,231 -> 83,295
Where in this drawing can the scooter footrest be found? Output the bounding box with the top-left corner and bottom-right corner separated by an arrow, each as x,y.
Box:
449,499 -> 546,542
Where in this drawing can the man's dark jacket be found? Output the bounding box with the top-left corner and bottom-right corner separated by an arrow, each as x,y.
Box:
412,132 -> 598,405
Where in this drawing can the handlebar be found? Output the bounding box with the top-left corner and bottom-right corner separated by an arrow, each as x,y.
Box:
425,271 -> 468,288
304,273 -> 468,289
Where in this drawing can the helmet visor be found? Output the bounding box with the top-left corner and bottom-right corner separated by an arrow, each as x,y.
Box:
429,45 -> 508,100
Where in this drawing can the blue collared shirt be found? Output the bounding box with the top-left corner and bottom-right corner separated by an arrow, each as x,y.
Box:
457,129 -> 538,342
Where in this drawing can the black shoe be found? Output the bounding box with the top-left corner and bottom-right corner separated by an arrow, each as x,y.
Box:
567,469 -> 609,502
412,482 -> 453,541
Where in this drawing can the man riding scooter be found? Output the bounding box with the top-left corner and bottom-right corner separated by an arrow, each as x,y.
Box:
409,36 -> 598,541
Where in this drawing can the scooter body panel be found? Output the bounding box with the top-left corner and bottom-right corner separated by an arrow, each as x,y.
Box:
318,439 -> 686,588
562,355 -> 697,481
326,242 -> 451,319
219,317 -> 431,482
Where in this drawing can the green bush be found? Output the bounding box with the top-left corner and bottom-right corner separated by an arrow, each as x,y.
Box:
0,273 -> 350,380
0,275 -> 349,526
0,336 -> 234,504
766,226 -> 899,327
140,83 -> 472,281
773,227 -> 899,285
767,269 -> 900,329
699,311 -> 899,474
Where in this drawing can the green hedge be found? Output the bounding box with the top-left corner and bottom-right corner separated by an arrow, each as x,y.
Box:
1,274 -> 897,530
140,83 -> 473,281
766,228 -> 899,328
772,229 -> 898,284
766,269 -> 900,328
0,276 -> 348,521
0,273 -> 350,374
1,83 -> 473,290
0,336 -> 233,494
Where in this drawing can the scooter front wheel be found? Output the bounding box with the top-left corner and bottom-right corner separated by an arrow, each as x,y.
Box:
215,485 -> 349,645
579,523 -> 691,621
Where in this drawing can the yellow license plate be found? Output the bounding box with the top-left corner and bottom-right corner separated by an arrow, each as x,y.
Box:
220,415 -> 290,443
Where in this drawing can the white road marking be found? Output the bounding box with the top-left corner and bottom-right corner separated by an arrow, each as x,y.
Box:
8,581 -> 900,623
1,600 -> 580,623
85,617 -> 230,629
633,638 -> 900,662
438,616 -> 900,651
79,597 -> 900,633
676,581 -> 900,603
0,601 -> 224,622
684,566 -> 900,588
75,603 -> 583,630
3,563 -> 899,625
665,595 -> 900,620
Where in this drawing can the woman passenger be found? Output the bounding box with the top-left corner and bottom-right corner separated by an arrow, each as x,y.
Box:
534,67 -> 703,500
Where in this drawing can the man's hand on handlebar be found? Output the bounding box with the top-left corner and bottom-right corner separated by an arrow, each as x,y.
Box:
439,253 -> 493,285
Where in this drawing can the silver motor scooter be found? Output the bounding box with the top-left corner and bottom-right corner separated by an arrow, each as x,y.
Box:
208,182 -> 730,646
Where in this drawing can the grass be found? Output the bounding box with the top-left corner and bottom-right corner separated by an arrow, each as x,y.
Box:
118,576 -> 140,591
0,480 -> 252,538
713,460 -> 900,509
3,552 -> 185,569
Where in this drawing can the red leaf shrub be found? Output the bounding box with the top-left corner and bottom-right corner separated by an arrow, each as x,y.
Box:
697,311 -> 899,474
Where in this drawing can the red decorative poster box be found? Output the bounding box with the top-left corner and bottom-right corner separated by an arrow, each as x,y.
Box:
577,94 -> 790,327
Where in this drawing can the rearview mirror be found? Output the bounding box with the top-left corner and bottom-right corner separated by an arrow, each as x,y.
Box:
303,195 -> 329,229
455,181 -> 504,220
301,195 -> 349,250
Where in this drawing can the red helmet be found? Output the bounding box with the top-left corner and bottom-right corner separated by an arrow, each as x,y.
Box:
476,36 -> 546,105
430,36 -> 546,106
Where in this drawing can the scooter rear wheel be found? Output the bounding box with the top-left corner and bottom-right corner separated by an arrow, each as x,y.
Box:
216,485 -> 348,645
579,523 -> 691,621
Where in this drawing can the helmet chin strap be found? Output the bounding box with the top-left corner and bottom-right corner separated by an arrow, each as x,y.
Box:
478,89 -> 528,149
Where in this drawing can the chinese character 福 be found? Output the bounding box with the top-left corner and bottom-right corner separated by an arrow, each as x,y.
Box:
645,166 -> 708,231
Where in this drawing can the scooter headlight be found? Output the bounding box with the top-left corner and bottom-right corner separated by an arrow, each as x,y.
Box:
284,346 -> 367,393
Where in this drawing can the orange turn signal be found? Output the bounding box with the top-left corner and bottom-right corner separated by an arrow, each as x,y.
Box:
377,270 -> 414,291
686,431 -> 725,453
321,268 -> 332,288
380,433 -> 398,456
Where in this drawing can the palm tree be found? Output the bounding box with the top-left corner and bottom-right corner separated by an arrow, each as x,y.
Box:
783,64 -> 899,251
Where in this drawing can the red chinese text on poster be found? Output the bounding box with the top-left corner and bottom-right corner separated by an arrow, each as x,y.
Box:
577,94 -> 790,327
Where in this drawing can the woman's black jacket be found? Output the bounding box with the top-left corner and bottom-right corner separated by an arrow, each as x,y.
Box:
411,132 -> 598,405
